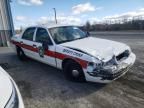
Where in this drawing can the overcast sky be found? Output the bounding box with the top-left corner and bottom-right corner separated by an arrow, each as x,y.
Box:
11,0 -> 144,29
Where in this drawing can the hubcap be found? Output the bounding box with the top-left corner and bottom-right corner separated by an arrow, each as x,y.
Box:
72,70 -> 79,77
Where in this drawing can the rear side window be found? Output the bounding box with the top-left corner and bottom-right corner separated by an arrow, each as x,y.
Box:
22,28 -> 36,41
35,28 -> 53,45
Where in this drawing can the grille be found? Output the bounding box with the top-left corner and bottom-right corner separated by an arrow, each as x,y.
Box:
116,50 -> 130,61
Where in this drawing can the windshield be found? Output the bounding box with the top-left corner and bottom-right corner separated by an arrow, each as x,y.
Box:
49,26 -> 88,44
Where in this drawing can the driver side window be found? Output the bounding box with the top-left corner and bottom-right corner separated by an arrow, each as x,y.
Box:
35,28 -> 53,45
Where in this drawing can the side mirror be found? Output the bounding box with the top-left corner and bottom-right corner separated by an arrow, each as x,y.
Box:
42,41 -> 48,51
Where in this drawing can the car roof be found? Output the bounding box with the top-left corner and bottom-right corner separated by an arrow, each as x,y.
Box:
28,24 -> 80,29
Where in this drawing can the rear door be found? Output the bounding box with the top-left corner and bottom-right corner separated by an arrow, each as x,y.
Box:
33,27 -> 56,67
20,27 -> 37,59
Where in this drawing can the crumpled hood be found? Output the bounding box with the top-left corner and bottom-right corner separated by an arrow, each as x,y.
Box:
61,37 -> 130,61
0,67 -> 13,108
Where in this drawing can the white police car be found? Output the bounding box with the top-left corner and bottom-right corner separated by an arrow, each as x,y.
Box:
0,67 -> 24,108
11,25 -> 136,83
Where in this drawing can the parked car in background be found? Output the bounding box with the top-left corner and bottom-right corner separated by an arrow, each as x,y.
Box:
11,25 -> 136,83
0,67 -> 24,108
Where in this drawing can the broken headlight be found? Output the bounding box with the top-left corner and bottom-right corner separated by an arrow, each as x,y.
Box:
87,56 -> 118,76
87,57 -> 103,73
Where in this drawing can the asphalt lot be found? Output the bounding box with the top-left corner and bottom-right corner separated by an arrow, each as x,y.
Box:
0,31 -> 144,108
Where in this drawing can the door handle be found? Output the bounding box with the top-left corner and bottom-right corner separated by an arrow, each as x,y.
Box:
33,44 -> 37,48
20,41 -> 23,44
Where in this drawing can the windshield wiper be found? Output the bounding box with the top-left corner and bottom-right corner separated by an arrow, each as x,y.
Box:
58,39 -> 74,44
58,36 -> 88,44
75,36 -> 88,40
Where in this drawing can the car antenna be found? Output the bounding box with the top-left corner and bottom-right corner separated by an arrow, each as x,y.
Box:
53,8 -> 57,24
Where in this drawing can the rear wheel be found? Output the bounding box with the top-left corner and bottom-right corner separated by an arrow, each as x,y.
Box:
63,61 -> 86,82
16,47 -> 26,60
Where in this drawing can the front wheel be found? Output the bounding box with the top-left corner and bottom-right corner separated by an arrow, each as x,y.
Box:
63,61 -> 86,82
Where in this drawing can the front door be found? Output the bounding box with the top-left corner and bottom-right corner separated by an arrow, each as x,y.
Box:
33,27 -> 56,67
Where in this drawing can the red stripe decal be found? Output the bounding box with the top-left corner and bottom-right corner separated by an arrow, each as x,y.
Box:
12,40 -> 88,68
55,52 -> 88,68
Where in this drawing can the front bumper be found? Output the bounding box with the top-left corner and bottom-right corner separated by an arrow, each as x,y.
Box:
84,53 -> 136,83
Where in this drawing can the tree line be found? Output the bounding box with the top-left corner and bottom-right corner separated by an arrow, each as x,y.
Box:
83,19 -> 144,31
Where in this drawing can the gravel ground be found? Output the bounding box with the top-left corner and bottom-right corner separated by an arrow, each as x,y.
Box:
0,31 -> 144,108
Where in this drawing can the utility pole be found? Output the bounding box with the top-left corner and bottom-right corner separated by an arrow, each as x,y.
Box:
53,8 -> 57,24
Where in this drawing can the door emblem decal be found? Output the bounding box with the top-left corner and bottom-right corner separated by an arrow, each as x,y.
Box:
38,46 -> 44,58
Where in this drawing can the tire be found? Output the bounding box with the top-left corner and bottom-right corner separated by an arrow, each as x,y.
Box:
63,61 -> 86,82
16,47 -> 26,60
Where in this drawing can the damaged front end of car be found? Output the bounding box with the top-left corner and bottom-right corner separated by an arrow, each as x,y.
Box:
87,50 -> 136,82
